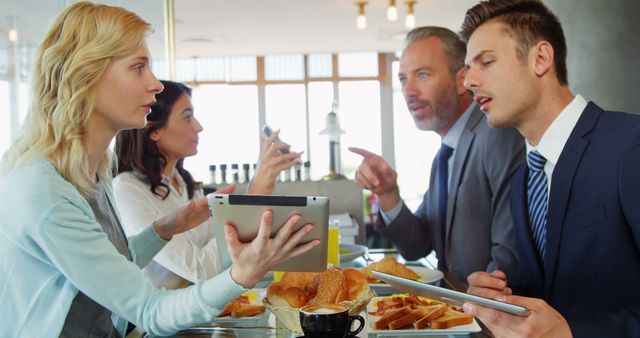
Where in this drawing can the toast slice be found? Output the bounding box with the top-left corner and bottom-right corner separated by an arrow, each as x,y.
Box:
231,304 -> 266,318
430,309 -> 473,329
413,303 -> 449,329
362,257 -> 421,282
218,300 -> 243,317
373,305 -> 412,330
387,307 -> 431,330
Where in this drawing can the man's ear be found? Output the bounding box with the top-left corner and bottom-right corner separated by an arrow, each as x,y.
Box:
531,41 -> 554,78
455,66 -> 468,95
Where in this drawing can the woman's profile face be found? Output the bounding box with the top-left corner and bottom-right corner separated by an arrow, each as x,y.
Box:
93,42 -> 163,134
150,93 -> 203,163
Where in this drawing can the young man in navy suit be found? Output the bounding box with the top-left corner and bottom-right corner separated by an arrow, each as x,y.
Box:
460,0 -> 640,337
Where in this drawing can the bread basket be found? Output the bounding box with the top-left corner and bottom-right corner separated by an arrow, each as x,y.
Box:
263,288 -> 375,334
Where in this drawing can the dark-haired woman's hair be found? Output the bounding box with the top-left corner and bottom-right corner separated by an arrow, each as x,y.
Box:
115,80 -> 198,199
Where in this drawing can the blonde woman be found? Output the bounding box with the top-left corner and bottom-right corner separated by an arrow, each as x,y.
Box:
0,2 -> 318,337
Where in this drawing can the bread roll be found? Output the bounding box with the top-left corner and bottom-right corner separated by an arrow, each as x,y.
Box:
266,281 -> 308,308
307,274 -> 320,300
281,271 -> 320,291
344,268 -> 368,300
282,286 -> 308,308
308,268 -> 347,305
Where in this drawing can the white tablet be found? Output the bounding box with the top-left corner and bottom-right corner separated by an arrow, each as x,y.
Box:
208,194 -> 329,272
372,270 -> 530,317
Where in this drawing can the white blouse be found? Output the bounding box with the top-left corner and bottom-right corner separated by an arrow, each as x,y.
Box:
113,171 -> 224,289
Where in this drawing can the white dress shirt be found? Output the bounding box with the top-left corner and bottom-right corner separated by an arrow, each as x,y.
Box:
526,94 -> 588,195
113,171 -> 224,289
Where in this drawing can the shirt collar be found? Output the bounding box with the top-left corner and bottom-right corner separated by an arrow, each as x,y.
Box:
526,94 -> 588,166
442,102 -> 476,149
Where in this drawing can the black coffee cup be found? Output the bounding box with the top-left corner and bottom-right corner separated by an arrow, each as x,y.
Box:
299,303 -> 364,338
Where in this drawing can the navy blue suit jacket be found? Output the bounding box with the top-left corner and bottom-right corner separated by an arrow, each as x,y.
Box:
511,102 -> 640,337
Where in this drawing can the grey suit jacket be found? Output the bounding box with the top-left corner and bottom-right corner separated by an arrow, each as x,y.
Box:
375,105 -> 525,283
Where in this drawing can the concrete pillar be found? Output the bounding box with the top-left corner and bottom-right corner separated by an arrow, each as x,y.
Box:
546,0 -> 640,113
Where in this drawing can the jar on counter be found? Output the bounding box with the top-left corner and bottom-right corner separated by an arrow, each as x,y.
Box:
208,165 -> 217,184
242,163 -> 251,183
220,164 -> 228,184
231,164 -> 239,183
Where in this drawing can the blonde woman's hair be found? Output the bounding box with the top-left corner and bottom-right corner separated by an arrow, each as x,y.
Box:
0,2 -> 151,197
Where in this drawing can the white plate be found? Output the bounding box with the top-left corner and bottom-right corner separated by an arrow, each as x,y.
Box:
211,288 -> 269,324
340,243 -> 368,263
368,267 -> 444,296
367,296 -> 482,335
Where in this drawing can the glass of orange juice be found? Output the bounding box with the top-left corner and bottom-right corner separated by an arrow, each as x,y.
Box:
273,270 -> 285,282
327,220 -> 340,268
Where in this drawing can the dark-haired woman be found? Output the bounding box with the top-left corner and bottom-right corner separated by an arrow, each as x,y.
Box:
113,80 -> 301,289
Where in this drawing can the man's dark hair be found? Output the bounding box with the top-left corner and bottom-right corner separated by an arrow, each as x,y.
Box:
460,0 -> 568,85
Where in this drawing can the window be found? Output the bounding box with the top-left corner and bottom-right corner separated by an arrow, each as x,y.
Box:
307,81 -> 334,180
339,81 -> 382,178
173,56 -> 255,83
18,82 -> 28,124
228,56 -> 257,82
265,54 -> 304,81
391,60 -> 440,211
195,57 -> 226,82
0,81 -> 10,155
176,58 -> 197,83
307,53 -> 333,78
184,84 -> 259,183
338,52 -> 378,77
152,59 -> 167,82
265,84 -> 307,157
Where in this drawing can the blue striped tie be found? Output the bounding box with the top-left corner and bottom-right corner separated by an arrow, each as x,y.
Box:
527,150 -> 548,265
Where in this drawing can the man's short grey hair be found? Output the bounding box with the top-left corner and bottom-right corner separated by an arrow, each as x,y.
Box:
404,26 -> 466,74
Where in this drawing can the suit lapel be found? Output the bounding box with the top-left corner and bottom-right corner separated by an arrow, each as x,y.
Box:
544,102 -> 601,297
511,164 -> 545,295
446,108 -> 482,246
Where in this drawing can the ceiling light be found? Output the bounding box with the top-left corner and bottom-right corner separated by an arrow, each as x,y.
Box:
356,2 -> 367,30
8,28 -> 17,42
387,0 -> 398,21
405,1 -> 416,29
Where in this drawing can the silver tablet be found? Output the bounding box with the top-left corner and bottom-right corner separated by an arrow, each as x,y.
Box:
208,194 -> 329,272
372,271 -> 530,317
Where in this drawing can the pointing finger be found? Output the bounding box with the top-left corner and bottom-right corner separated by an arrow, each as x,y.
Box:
348,147 -> 377,159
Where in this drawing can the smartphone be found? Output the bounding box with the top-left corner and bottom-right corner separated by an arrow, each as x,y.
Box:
262,124 -> 290,154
